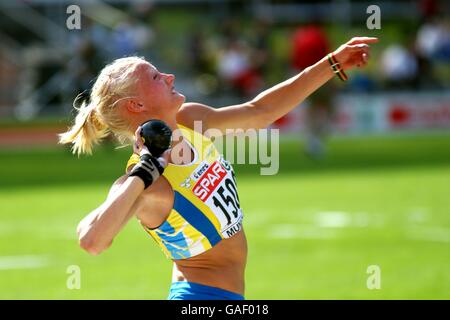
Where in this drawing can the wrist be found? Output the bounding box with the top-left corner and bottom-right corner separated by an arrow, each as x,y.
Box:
129,153 -> 164,189
327,52 -> 348,82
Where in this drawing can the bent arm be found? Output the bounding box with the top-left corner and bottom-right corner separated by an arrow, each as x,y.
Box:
77,175 -> 144,255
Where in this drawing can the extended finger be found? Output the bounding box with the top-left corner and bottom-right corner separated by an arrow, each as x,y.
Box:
348,37 -> 379,45
348,44 -> 370,51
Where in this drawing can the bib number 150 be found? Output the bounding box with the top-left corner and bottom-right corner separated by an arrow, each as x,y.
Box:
212,173 -> 240,226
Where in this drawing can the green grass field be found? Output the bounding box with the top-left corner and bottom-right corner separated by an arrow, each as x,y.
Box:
0,133 -> 449,299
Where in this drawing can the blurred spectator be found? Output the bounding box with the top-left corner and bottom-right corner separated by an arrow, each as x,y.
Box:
416,17 -> 448,60
217,39 -> 262,98
291,23 -> 329,71
290,22 -> 334,159
380,44 -> 418,89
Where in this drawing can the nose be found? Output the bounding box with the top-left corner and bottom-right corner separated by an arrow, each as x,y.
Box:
164,73 -> 175,86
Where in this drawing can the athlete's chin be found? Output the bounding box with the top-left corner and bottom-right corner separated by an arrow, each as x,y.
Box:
173,92 -> 186,105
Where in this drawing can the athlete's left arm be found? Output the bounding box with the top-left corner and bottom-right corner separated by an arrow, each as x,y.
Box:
177,37 -> 378,132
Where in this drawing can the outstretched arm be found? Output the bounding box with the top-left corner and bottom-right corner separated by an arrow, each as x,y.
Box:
177,37 -> 378,132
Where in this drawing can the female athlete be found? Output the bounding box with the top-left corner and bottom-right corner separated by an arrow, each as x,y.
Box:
60,36 -> 377,300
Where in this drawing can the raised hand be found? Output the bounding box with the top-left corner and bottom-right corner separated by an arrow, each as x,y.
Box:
333,37 -> 379,70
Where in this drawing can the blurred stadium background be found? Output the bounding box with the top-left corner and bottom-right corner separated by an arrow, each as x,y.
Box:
0,0 -> 449,299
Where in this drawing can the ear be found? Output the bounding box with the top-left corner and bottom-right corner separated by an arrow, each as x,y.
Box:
125,99 -> 145,113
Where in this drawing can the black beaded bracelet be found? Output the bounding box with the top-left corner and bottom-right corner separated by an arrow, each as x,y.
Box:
327,53 -> 348,81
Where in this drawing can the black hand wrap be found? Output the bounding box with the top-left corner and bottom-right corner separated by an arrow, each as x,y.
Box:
129,153 -> 165,189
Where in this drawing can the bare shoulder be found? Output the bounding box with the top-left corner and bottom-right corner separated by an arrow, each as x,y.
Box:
176,102 -> 215,132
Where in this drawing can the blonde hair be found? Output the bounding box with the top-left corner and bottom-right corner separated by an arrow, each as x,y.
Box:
59,56 -> 146,155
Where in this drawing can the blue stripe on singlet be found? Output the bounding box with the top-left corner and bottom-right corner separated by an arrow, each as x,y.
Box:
173,191 -> 222,247
156,220 -> 190,259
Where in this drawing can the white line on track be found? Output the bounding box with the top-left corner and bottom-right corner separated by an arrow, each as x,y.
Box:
0,222 -> 76,240
0,255 -> 50,270
314,211 -> 373,228
269,224 -> 337,240
406,227 -> 450,243
315,211 -> 352,228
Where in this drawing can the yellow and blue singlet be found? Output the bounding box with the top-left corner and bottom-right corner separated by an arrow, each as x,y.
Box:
126,124 -> 243,260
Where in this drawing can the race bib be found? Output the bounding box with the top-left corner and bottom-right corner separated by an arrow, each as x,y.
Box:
191,157 -> 243,238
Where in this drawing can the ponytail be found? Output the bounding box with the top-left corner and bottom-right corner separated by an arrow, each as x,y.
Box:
59,94 -> 109,155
